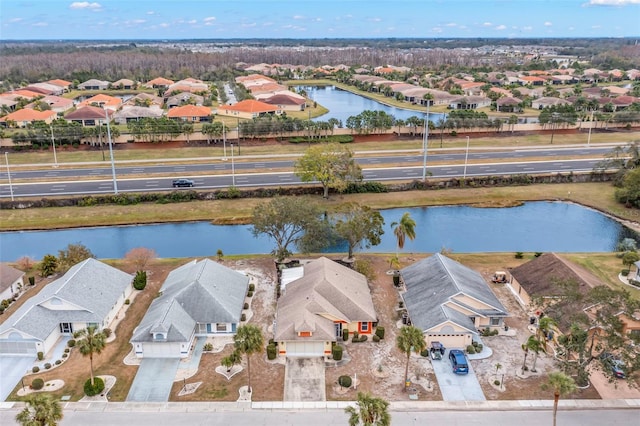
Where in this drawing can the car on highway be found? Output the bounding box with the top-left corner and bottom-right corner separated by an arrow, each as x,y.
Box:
600,352 -> 626,379
449,349 -> 469,375
172,178 -> 194,188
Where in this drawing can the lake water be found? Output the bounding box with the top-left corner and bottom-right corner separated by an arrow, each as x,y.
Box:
0,202 -> 634,261
298,85 -> 446,125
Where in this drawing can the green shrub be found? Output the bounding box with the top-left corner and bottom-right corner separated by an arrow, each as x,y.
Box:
28,276 -> 35,286
514,252 -> 524,259
124,299 -> 130,305
332,345 -> 343,361
55,360 -> 62,365
352,331 -> 359,340
621,269 -> 629,276
31,378 -> 44,390
342,329 -> 349,341
241,313 -> 246,321
62,353 -> 68,358
64,348 -> 70,353
372,335 -> 380,342
534,252 -> 543,257
37,351 -> 43,361
267,343 -> 277,360
466,345 -> 476,354
44,363 -> 51,369
84,377 -> 105,396
248,283 -> 255,292
375,326 -> 385,339
32,366 -> 40,373
494,380 -> 501,386
247,291 -> 253,297
133,270 -> 147,290
67,339 -> 76,348
420,349 -> 429,357
338,375 -> 352,388
203,343 -> 213,352
102,328 -> 112,338
243,302 -> 249,310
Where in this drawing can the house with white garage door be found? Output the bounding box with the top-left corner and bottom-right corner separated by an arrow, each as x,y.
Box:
274,257 -> 377,358
130,259 -> 249,358
400,254 -> 508,349
0,259 -> 133,356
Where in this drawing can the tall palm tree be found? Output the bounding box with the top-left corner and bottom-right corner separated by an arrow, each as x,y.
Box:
396,325 -> 426,391
524,335 -> 543,372
73,326 -> 106,387
234,324 -> 264,393
391,212 -> 417,258
537,316 -> 557,351
345,392 -> 391,426
16,394 -> 63,426
543,371 -> 576,426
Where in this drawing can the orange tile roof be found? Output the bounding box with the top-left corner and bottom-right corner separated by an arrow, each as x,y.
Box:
79,94 -> 122,108
146,77 -> 174,86
519,76 -> 546,82
220,99 -> 279,114
48,79 -> 72,87
167,105 -> 212,118
9,89 -> 42,99
0,108 -> 57,122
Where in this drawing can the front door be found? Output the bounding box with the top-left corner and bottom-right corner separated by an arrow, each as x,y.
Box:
59,323 -> 73,334
334,323 -> 342,338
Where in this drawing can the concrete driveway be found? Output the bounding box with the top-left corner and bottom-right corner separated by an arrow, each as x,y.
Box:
432,349 -> 486,401
284,357 -> 326,401
0,355 -> 35,401
126,358 -> 180,402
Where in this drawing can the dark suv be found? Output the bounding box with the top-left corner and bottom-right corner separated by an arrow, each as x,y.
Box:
172,178 -> 194,188
449,349 -> 469,375
600,352 -> 626,379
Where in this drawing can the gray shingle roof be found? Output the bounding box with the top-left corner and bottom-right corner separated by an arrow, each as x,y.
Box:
274,257 -> 377,342
400,254 -> 507,332
0,259 -> 133,341
0,264 -> 24,293
131,259 -> 248,343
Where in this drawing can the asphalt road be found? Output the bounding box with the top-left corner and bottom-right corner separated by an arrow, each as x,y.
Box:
0,406 -> 637,426
0,158 -> 602,199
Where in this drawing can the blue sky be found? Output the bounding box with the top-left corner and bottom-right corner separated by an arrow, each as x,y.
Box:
1,0 -> 639,40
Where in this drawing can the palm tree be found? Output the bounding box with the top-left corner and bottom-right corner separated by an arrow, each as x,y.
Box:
396,325 -> 426,391
391,212 -> 417,257
345,392 -> 391,426
233,324 -> 264,393
73,326 -> 106,387
537,316 -> 557,351
524,335 -> 543,372
542,372 -> 576,426
16,394 -> 63,426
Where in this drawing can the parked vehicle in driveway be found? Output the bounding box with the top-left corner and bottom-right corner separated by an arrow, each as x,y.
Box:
449,349 -> 469,375
600,352 -> 626,379
172,178 -> 194,188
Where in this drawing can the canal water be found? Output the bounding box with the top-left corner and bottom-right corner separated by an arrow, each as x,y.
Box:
0,202 -> 634,261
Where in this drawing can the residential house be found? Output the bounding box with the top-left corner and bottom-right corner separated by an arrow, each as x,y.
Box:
123,93 -> 164,109
0,259 -> 133,356
261,93 -> 306,111
216,99 -> 282,119
531,96 -> 570,110
274,257 -> 377,357
0,108 -> 57,128
166,105 -> 212,122
77,79 -> 110,90
0,264 -> 25,301
165,93 -> 204,109
130,259 -> 249,358
113,106 -> 164,125
47,79 -> 72,92
26,95 -> 74,114
64,106 -> 108,126
78,94 -> 122,112
448,95 -> 491,110
0,97 -> 17,113
517,76 -> 547,86
25,83 -> 64,96
111,79 -> 137,90
143,77 -> 175,89
496,97 -> 523,113
399,254 -> 508,348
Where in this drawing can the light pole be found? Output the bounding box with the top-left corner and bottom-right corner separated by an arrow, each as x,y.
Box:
463,135 -> 470,180
549,112 -> 559,144
222,122 -> 227,161
422,103 -> 430,181
231,143 -> 235,187
587,110 -> 594,146
49,125 -> 58,168
5,152 -> 14,201
104,108 -> 118,194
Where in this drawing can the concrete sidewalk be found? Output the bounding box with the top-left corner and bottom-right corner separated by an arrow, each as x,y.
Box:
1,399 -> 639,413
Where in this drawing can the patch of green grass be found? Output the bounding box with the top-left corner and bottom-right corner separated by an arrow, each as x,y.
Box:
204,385 -> 228,399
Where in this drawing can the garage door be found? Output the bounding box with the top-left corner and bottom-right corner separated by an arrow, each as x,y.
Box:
0,340 -> 37,355
141,343 -> 181,358
428,335 -> 467,349
286,341 -> 324,357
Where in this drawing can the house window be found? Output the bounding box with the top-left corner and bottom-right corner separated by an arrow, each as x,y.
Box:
361,322 -> 369,332
216,323 -> 227,332
490,317 -> 501,326
59,323 -> 72,334
298,331 -> 312,337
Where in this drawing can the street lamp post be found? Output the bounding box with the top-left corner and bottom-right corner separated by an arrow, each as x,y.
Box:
104,108 -> 118,194
5,152 -> 14,201
222,122 -> 227,161
422,103 -> 430,181
549,112 -> 559,144
231,143 -> 235,187
587,110 -> 594,146
49,125 -> 58,168
463,136 -> 470,180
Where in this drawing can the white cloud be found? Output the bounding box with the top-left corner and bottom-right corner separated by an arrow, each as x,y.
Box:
495,24 -> 507,30
369,17 -> 382,22
187,20 -> 197,24
293,15 -> 304,20
568,26 -> 575,30
159,23 -> 170,28
592,24 -> 602,28
432,27 -> 443,33
445,22 -> 457,27
544,21 -> 552,26
124,19 -> 145,26
241,22 -> 257,28
584,0 -> 640,6
9,18 -> 23,23
315,17 -> 322,22
146,11 -> 155,15
32,22 -> 48,27
69,2 -> 102,10
483,22 -> 492,26
203,17 -> 216,23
